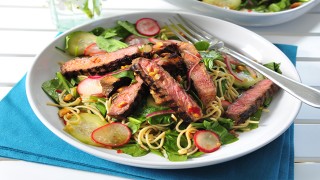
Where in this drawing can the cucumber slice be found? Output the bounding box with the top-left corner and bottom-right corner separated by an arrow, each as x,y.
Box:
234,71 -> 264,89
64,113 -> 106,146
202,0 -> 241,10
65,31 -> 97,56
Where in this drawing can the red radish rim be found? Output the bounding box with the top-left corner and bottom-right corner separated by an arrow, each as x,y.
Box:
83,43 -> 97,56
194,130 -> 221,153
91,122 -> 132,147
136,18 -> 160,36
87,75 -> 103,79
84,43 -> 106,56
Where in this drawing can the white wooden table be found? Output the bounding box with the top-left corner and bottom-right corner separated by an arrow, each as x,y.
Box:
1,0 -> 320,179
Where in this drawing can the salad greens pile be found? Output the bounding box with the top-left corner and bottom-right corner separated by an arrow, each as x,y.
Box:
201,0 -> 310,12
42,18 -> 282,161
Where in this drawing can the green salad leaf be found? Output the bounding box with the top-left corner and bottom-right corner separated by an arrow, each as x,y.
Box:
117,20 -> 148,38
117,144 -> 149,157
112,70 -> 136,83
192,120 -> 238,145
41,72 -> 75,103
200,50 -> 224,71
96,36 -> 128,52
264,62 -> 282,74
163,130 -> 188,161
194,41 -> 210,51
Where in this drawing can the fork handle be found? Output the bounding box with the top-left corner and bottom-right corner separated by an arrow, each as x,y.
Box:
220,47 -> 320,108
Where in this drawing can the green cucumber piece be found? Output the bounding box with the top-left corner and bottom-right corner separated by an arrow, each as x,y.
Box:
64,113 -> 106,146
234,71 -> 264,89
65,31 -> 97,56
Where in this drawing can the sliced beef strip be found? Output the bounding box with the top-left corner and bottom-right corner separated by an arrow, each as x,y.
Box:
178,42 -> 217,106
61,43 -> 183,79
100,75 -> 132,97
61,45 -> 141,79
225,79 -> 280,124
107,76 -> 146,119
150,89 -> 171,105
132,58 -> 202,123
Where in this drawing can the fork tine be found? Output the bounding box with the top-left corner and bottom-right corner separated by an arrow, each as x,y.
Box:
176,14 -> 212,41
164,22 -> 190,43
168,18 -> 199,44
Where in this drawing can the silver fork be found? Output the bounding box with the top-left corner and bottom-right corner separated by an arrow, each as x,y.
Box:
166,14 -> 320,108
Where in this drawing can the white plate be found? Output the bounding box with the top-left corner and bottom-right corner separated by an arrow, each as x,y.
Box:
165,0 -> 320,26
26,11 -> 301,169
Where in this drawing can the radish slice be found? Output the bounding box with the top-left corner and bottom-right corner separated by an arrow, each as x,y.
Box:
145,109 -> 175,118
77,76 -> 104,97
91,122 -> 131,147
125,34 -> 150,45
194,130 -> 221,153
84,43 -> 106,56
136,18 -> 160,36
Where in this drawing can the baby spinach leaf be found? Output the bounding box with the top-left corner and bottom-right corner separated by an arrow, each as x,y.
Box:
117,20 -> 148,38
112,70 -> 136,83
96,36 -> 128,52
192,120 -> 238,145
117,144 -> 149,157
194,41 -> 210,51
264,62 -> 282,74
41,72 -> 74,103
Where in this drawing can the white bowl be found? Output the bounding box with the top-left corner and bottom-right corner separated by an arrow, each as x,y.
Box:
26,11 -> 301,169
165,0 -> 320,26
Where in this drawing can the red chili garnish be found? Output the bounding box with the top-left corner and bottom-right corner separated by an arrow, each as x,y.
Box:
56,89 -> 62,93
117,149 -> 123,154
188,107 -> 201,118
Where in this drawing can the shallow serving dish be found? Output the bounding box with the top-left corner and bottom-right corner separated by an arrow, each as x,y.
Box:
165,0 -> 320,26
26,11 -> 301,169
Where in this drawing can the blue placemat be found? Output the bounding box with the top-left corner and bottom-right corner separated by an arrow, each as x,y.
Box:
0,44 -> 296,180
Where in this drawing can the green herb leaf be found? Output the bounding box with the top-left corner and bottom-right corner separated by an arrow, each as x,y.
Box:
96,36 -> 128,52
101,28 -> 119,39
117,144 -> 149,157
112,70 -> 136,83
90,27 -> 105,36
117,20 -> 147,38
41,72 -> 74,103
194,41 -> 210,51
218,117 -> 234,130
163,130 -> 188,161
203,120 -> 238,144
200,50 -> 224,71
264,62 -> 282,74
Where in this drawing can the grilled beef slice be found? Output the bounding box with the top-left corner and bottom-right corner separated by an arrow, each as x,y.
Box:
178,42 -> 217,106
225,79 -> 279,124
132,58 -> 202,123
150,89 -> 172,105
108,76 -> 146,119
61,45 -> 141,79
153,53 -> 187,78
61,43 -> 184,79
